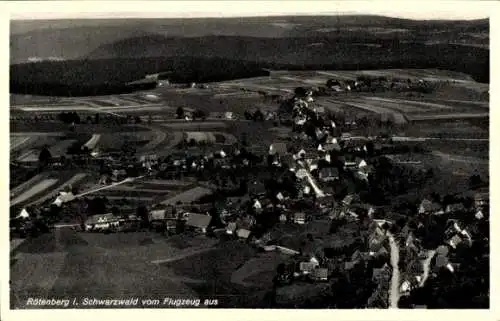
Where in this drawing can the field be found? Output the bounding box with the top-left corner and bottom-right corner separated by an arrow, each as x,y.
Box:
10,228 -> 220,309
10,171 -> 93,211
78,178 -> 204,206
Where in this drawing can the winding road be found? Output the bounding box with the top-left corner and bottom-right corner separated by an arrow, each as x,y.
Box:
387,232 -> 401,309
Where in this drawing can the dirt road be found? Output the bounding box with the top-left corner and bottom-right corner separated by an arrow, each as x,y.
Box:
387,232 -> 400,309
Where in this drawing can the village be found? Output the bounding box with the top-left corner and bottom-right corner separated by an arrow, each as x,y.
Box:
10,71 -> 489,309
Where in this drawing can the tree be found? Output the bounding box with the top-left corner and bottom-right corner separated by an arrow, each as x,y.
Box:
469,171 -> 482,189
244,110 -> 253,120
134,116 -> 142,124
38,146 -> 52,168
294,87 -> 307,97
253,109 -> 264,122
136,205 -> 149,229
193,109 -> 206,121
176,106 -> 185,119
94,113 -> 100,124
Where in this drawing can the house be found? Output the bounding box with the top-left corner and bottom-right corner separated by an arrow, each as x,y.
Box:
351,250 -> 372,262
445,203 -> 466,213
300,261 -> 319,274
16,208 -> 30,219
474,192 -> 489,209
269,142 -> 287,156
319,167 -> 340,182
323,143 -> 341,152
372,246 -> 389,258
342,194 -> 360,207
185,213 -> 212,233
418,199 -> 442,215
312,268 -> 329,281
226,222 -> 237,234
149,206 -> 176,221
368,225 -> 386,251
236,228 -> 251,239
372,263 -> 391,283
295,168 -> 309,179
434,254 -> 450,272
279,213 -> 288,222
112,169 -> 128,181
85,213 -> 120,232
53,191 -> 76,207
294,212 -> 306,224
447,234 -> 463,249
248,181 -> 266,196
317,194 -> 335,209
400,280 -> 413,294
436,245 -> 450,257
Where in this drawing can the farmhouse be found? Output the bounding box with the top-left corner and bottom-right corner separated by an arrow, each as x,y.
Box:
85,213 -> 120,232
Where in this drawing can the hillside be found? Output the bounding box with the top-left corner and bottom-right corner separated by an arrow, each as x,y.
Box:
10,15 -> 489,64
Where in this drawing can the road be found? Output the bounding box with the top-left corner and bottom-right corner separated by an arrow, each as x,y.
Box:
297,160 -> 326,198
392,136 -> 488,142
151,247 -> 215,264
76,175 -> 147,198
420,250 -> 436,287
387,232 -> 400,309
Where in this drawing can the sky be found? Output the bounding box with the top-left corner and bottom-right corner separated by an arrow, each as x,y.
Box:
8,1 -> 492,21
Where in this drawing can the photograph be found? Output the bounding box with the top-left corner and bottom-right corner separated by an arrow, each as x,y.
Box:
7,0 -> 491,313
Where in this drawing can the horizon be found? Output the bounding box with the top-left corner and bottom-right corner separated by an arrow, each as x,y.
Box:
9,1 -> 492,21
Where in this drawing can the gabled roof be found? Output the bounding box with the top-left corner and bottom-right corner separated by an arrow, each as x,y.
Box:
324,143 -> 341,152
419,199 -> 442,214
236,229 -> 251,239
319,167 -> 339,179
186,213 -> 212,229
269,142 -> 287,155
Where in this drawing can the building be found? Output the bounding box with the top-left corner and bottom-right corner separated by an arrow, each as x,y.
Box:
319,167 -> 339,182
294,212 -> 306,225
185,213 -> 212,233
85,213 -> 120,232
418,199 -> 442,215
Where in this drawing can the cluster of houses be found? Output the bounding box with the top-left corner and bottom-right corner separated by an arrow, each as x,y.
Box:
10,78 -> 489,308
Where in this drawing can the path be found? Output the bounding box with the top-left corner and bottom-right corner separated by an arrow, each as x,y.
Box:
419,250 -> 436,287
431,151 -> 488,164
387,232 -> 400,309
151,246 -> 215,264
297,160 -> 325,198
392,136 -> 488,142
76,175 -> 146,198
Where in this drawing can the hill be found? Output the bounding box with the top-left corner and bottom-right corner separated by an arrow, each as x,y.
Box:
10,15 -> 489,64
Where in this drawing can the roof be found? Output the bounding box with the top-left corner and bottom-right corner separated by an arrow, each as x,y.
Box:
150,207 -> 176,221
294,212 -> 306,219
300,262 -> 317,272
372,263 -> 391,281
419,199 -> 442,213
445,203 -> 466,213
236,229 -> 251,239
85,213 -> 119,225
319,167 -> 339,179
312,268 -> 329,279
186,213 -> 212,229
324,143 -> 341,152
269,142 -> 287,155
